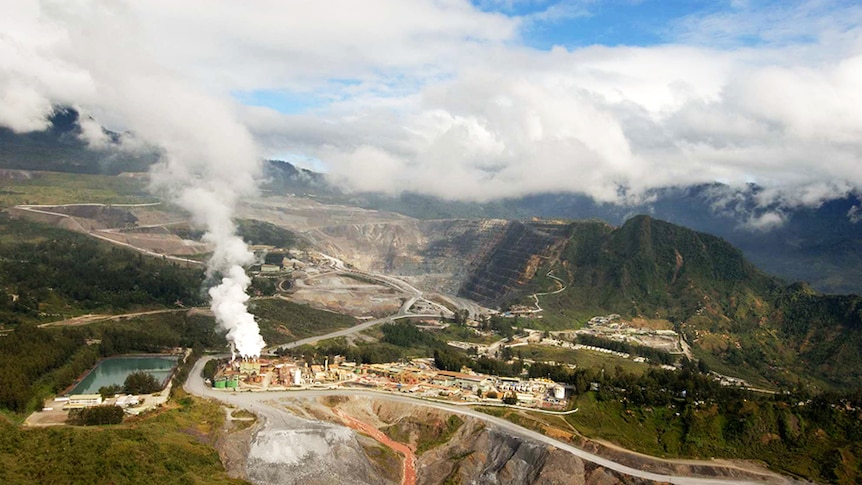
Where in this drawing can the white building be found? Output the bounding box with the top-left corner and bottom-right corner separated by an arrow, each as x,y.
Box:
64,394 -> 103,409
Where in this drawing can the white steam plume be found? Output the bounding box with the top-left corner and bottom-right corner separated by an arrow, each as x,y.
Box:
0,2 -> 266,358
171,184 -> 267,359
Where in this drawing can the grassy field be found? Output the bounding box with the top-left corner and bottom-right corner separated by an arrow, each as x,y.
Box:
519,345 -> 649,375
564,392 -> 687,458
481,388 -> 861,484
0,171 -> 154,208
431,325 -> 499,345
0,392 -> 247,484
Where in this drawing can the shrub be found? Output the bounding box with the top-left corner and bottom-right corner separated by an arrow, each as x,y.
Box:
124,371 -> 162,394
67,405 -> 124,425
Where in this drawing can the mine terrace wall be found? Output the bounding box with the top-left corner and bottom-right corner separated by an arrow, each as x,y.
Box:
458,221 -> 571,308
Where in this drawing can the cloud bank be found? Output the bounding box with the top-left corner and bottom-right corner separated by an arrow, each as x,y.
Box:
1,0 -> 861,217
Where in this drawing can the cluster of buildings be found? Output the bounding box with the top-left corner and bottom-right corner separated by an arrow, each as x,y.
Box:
250,247 -> 343,276
566,315 -> 684,354
212,356 -> 568,409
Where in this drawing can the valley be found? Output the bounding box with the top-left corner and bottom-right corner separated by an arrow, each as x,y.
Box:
2,174 -> 861,484
4,4 -> 862,485
12,189 -> 858,391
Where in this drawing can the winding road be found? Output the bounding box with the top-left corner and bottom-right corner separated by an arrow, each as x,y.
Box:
266,261 -> 454,354
265,310 -> 443,354
16,203 -> 790,483
528,270 -> 567,313
185,357 -> 789,485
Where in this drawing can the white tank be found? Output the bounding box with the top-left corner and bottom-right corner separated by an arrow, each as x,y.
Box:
293,368 -> 302,386
553,385 -> 565,400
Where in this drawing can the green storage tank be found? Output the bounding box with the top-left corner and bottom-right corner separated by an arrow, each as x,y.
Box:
214,379 -> 226,389
225,378 -> 238,389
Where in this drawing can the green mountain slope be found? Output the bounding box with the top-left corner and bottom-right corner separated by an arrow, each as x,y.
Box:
484,215 -> 860,390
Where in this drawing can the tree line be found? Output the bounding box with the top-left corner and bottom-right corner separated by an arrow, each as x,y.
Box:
0,230 -> 205,325
576,334 -> 675,365
0,314 -> 223,415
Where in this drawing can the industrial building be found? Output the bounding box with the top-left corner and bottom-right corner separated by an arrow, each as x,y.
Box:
64,394 -> 103,409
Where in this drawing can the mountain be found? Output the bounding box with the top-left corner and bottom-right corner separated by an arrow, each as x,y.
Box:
462,215 -> 862,390
262,162 -> 862,295
0,108 -> 156,174
260,159 -> 332,196
512,187 -> 862,296
342,189 -> 862,296
3,110 -> 860,294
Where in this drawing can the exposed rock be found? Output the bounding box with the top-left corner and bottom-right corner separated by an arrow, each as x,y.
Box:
419,422 -> 591,485
457,221 -> 571,307
244,414 -> 397,485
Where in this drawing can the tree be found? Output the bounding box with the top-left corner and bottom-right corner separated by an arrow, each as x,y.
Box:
488,316 -> 514,339
251,277 -> 277,296
264,252 -> 286,265
67,405 -> 124,425
434,348 -> 469,372
124,371 -> 162,395
502,393 -> 518,405
98,384 -> 123,399
381,322 -> 428,347
454,309 -> 470,325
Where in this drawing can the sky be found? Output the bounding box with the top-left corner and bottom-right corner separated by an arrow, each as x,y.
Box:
1,0 -> 861,220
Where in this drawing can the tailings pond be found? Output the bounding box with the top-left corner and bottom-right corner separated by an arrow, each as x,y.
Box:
69,355 -> 179,395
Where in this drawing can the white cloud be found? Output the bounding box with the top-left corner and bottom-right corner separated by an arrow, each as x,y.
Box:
671,0 -> 862,48
742,210 -> 787,232
76,112 -> 111,149
0,81 -> 55,133
250,37 -> 862,208
0,0 -> 860,217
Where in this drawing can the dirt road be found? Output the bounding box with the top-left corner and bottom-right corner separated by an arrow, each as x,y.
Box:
12,203 -> 205,267
37,308 -> 192,328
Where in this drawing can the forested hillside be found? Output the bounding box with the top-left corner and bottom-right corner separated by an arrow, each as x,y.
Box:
499,215 -> 862,390
0,215 -> 204,326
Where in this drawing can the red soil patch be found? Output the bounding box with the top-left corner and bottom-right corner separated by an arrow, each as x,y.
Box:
333,408 -> 416,485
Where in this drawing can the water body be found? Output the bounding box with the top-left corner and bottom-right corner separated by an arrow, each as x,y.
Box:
70,355 -> 179,395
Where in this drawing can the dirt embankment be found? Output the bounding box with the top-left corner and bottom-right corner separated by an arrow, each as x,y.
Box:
279,396 -> 655,485
214,394 -> 793,485
217,402 -> 399,485
333,407 -> 416,485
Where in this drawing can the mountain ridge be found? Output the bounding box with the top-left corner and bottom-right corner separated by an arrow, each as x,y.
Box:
2,108 -> 860,295
469,214 -> 862,390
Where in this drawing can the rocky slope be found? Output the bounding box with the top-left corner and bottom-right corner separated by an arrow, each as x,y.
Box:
218,406 -> 399,485
219,395 -> 789,485
457,220 -> 571,307
275,396 -> 654,485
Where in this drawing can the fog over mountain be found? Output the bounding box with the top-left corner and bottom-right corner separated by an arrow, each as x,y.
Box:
1,1 -> 861,218
1,1 -> 861,296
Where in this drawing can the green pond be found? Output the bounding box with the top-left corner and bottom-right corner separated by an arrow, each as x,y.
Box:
69,356 -> 179,395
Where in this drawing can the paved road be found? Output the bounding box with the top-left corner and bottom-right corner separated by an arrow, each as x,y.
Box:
185,356 -> 787,485
265,310 -> 440,353
17,202 -> 162,208
266,262 -> 448,353
528,270 -> 567,313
